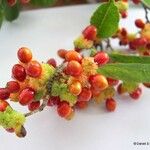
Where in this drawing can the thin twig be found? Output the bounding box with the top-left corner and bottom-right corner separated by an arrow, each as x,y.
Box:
106,39 -> 114,51
24,64 -> 65,118
25,98 -> 49,117
141,2 -> 150,23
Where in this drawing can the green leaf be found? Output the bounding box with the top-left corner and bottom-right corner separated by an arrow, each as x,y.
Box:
109,53 -> 150,64
31,0 -> 55,6
90,0 -> 119,38
142,0 -> 150,8
97,63 -> 150,83
3,2 -> 20,21
0,9 -> 3,28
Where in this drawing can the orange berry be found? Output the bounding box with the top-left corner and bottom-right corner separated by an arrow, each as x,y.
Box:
69,81 -> 82,96
65,50 -> 82,62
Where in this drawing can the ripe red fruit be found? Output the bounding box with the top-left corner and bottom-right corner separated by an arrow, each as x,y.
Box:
143,82 -> 150,88
135,19 -> 145,29
26,60 -> 42,78
17,47 -> 32,63
121,11 -> 128,18
12,64 -> 26,81
107,78 -> 119,86
82,25 -> 97,41
132,0 -> 141,4
94,52 -> 109,65
7,0 -> 16,7
0,88 -> 10,100
66,60 -> 82,76
131,37 -> 147,48
106,98 -> 116,112
57,102 -> 72,118
57,49 -> 68,59
76,101 -> 88,109
89,74 -> 108,91
19,88 -> 35,106
6,81 -> 20,93
129,87 -> 142,100
47,96 -> 61,106
78,88 -> 92,102
65,50 -> 82,62
28,101 -> 40,111
121,28 -> 127,37
69,81 -> 82,96
0,100 -> 9,112
47,58 -> 57,68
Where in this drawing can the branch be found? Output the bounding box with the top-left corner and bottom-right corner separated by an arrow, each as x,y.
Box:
141,2 -> 150,23
24,98 -> 49,117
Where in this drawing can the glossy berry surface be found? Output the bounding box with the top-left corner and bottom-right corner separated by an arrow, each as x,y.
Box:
26,60 -> 42,78
57,49 -> 68,59
106,98 -> 116,112
76,101 -> 88,109
78,88 -> 92,102
47,58 -> 57,68
135,19 -> 145,29
129,87 -> 142,100
12,64 -> 26,81
65,50 -> 82,62
0,100 -> 9,112
28,101 -> 40,111
57,102 -> 72,118
17,47 -> 32,63
107,78 -> 119,86
69,81 -> 82,96
82,25 -> 97,41
89,74 -> 108,90
0,88 -> 10,100
19,88 -> 35,106
66,60 -> 82,76
94,52 -> 109,65
6,81 -> 20,93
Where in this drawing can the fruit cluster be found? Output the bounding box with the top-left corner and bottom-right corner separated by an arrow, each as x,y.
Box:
0,0 -> 150,138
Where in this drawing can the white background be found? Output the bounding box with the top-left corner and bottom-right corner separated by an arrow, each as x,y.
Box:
0,4 -> 150,150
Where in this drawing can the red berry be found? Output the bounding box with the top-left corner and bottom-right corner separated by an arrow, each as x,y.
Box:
132,0 -> 141,4
94,52 -> 109,65
132,37 -> 147,48
28,101 -> 40,111
121,28 -> 127,37
135,19 -> 145,29
129,87 -> 142,100
82,25 -> 97,41
66,60 -> 82,76
107,78 -> 119,86
6,81 -> 20,93
17,47 -> 32,63
57,102 -> 72,118
12,64 -> 26,81
57,49 -> 68,59
0,88 -> 10,100
7,0 -> 16,7
0,100 -> 9,112
26,60 -> 42,78
106,98 -> 116,112
47,58 -> 57,68
76,101 -> 88,109
78,88 -> 92,102
143,82 -> 150,88
47,96 -> 61,106
19,88 -> 35,106
69,81 -> 82,96
121,11 -> 128,18
65,50 -> 82,62
89,74 -> 108,90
